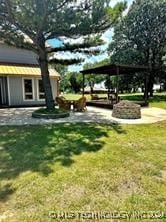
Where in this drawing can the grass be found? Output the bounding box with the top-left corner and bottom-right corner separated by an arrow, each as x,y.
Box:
64,93 -> 83,100
0,122 -> 166,221
120,92 -> 166,109
63,92 -> 166,109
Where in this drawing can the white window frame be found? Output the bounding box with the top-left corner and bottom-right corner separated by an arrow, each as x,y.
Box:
7,76 -> 11,106
36,78 -> 45,101
22,78 -> 35,101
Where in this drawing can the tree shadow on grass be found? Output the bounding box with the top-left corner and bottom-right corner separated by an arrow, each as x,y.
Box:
0,123 -> 125,201
0,184 -> 15,202
148,94 -> 166,103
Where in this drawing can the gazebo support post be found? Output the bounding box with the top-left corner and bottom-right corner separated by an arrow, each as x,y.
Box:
116,66 -> 119,103
144,73 -> 148,105
107,73 -> 111,99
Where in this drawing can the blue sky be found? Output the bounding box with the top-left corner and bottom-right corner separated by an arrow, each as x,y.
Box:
48,0 -> 134,72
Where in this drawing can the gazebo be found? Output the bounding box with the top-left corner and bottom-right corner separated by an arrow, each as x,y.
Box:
80,63 -> 149,108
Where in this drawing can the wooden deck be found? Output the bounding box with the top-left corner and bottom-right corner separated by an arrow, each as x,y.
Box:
86,100 -> 148,109
86,100 -> 114,109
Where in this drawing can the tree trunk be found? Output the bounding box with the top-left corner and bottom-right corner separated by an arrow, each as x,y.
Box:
148,72 -> 154,97
141,85 -> 144,93
143,75 -> 149,104
148,49 -> 156,97
133,87 -> 136,93
37,35 -> 55,110
39,57 -> 55,110
149,82 -> 154,97
90,86 -> 94,94
163,82 -> 166,91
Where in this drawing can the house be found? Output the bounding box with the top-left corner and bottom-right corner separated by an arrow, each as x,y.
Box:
0,42 -> 60,107
83,82 -> 108,94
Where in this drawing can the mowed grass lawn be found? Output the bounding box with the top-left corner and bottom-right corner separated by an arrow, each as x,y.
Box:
0,122 -> 166,221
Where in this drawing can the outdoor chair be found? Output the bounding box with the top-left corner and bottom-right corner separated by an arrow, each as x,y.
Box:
59,95 -> 66,100
73,97 -> 87,112
56,96 -> 71,111
91,94 -> 99,100
108,93 -> 120,104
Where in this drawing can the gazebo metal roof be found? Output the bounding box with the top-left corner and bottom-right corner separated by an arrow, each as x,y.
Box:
80,63 -> 149,75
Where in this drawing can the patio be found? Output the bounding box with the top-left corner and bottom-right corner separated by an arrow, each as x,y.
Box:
0,106 -> 166,125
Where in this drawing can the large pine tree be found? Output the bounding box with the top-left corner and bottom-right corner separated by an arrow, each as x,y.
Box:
0,0 -> 125,109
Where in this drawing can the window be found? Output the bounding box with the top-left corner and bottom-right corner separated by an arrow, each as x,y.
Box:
37,79 -> 45,100
23,78 -> 34,100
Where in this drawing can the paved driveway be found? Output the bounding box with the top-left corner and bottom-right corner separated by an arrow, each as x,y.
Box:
0,106 -> 166,125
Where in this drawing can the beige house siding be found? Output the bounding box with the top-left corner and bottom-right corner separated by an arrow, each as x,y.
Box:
0,43 -> 38,65
0,43 -> 60,107
8,76 -> 58,106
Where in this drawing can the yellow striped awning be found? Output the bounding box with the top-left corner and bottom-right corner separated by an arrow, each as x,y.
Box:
0,64 -> 60,78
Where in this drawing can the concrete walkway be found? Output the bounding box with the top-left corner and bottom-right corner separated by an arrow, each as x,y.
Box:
0,106 -> 166,126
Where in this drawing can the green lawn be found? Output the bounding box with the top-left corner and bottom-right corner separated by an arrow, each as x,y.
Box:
121,93 -> 166,109
63,92 -> 166,109
0,122 -> 166,221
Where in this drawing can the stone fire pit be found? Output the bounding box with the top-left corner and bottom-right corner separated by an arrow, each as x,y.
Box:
112,101 -> 141,119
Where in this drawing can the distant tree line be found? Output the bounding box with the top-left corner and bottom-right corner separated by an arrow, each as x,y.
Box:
57,0 -> 166,95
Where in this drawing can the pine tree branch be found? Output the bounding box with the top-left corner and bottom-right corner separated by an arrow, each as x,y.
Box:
4,0 -> 36,44
36,0 -> 49,34
56,0 -> 71,10
49,57 -> 83,65
46,39 -> 103,53
5,0 -> 13,21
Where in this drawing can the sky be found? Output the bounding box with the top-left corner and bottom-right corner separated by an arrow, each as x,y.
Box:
48,0 -> 134,72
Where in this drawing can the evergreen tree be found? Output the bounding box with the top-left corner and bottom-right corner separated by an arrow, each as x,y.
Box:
108,0 -> 166,96
0,0 -> 125,109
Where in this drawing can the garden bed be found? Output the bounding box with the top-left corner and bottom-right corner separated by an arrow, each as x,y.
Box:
32,108 -> 70,119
